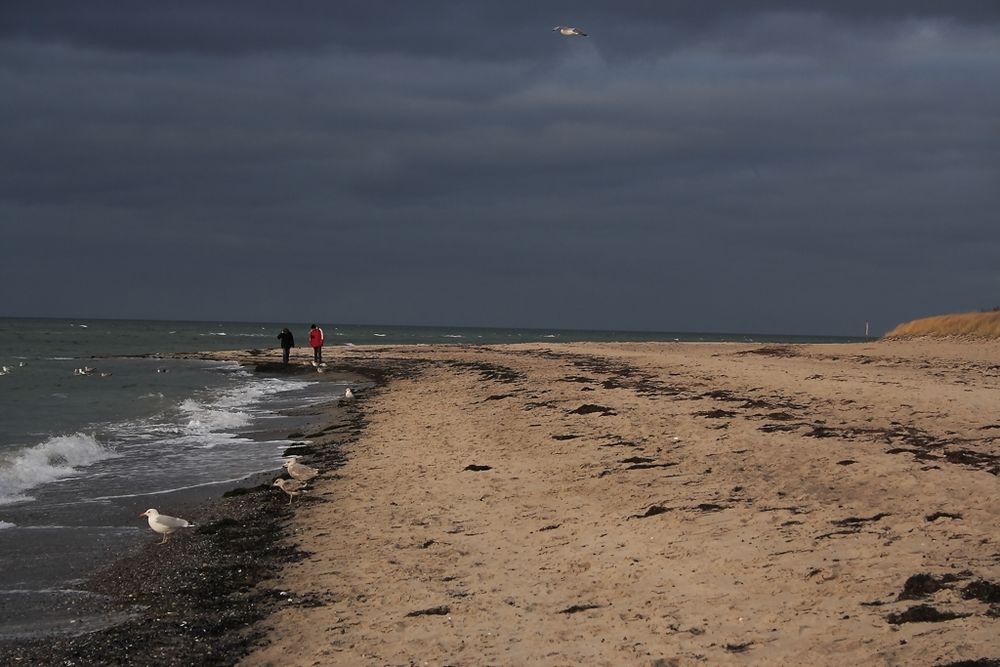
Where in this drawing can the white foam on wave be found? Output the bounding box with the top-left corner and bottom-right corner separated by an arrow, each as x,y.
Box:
176,377 -> 309,436
179,398 -> 252,433
0,434 -> 118,506
0,520 -> 14,530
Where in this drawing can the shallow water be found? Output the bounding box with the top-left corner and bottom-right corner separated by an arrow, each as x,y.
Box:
0,319 -> 356,638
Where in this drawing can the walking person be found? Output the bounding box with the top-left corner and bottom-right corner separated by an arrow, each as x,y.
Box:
277,327 -> 295,365
308,324 -> 324,364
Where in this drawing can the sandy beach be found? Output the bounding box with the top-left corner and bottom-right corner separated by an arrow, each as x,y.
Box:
235,339 -> 999,666
2,339 -> 997,666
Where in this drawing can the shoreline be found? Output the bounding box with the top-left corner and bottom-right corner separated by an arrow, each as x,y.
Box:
2,340 -> 998,665
0,353 -> 376,665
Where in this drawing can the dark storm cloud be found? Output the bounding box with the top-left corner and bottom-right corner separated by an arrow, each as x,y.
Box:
3,1 -> 999,58
0,2 -> 998,333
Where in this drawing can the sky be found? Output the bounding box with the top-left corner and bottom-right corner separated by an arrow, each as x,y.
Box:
1,1 -> 997,336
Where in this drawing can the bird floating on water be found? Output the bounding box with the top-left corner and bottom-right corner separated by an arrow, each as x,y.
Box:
140,508 -> 195,544
284,458 -> 319,482
273,477 -> 307,504
553,26 -> 588,37
0,366 -> 10,376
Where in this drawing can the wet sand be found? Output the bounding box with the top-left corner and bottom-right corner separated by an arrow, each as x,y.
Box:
2,340 -> 998,666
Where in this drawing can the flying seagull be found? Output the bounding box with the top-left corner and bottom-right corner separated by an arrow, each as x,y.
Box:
140,508 -> 195,544
553,26 -> 588,37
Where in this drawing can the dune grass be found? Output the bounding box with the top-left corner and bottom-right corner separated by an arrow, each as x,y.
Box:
884,310 -> 1000,339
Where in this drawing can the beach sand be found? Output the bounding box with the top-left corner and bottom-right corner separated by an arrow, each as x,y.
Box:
231,339 -> 1000,666
2,340 -> 997,666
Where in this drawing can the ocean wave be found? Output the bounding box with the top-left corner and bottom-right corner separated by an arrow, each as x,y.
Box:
179,399 -> 252,432
176,378 -> 306,434
0,520 -> 14,529
0,434 -> 118,506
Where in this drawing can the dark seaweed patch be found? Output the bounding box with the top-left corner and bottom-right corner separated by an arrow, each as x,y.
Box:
405,605 -> 450,617
694,503 -> 727,512
626,462 -> 679,470
886,604 -> 970,624
694,409 -> 737,419
962,580 -> 1000,604
463,464 -> 492,472
724,642 -> 754,653
926,511 -> 963,522
630,505 -> 672,519
759,423 -> 802,433
898,574 -> 945,600
569,404 -> 617,416
832,513 -> 890,527
559,603 -> 604,614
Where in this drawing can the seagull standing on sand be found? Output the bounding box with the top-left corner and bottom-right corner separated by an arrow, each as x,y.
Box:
284,458 -> 319,482
273,478 -> 307,504
140,508 -> 195,544
553,26 -> 588,37
343,387 -> 354,401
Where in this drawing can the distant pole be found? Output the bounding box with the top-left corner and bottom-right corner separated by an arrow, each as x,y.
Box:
865,321 -> 870,340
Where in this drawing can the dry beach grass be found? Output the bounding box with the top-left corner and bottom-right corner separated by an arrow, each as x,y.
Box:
885,310 -> 1000,339
234,340 -> 1000,666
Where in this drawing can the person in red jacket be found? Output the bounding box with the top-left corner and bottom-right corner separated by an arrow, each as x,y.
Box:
308,324 -> 324,364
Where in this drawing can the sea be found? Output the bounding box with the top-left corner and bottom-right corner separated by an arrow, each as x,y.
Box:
0,317 -> 861,640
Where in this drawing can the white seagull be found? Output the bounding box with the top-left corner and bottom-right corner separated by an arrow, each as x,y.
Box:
553,26 -> 588,37
273,478 -> 307,504
140,508 -> 195,544
284,458 -> 319,482
343,387 -> 354,401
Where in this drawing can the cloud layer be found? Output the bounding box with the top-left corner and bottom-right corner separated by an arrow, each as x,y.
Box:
2,2 -> 998,334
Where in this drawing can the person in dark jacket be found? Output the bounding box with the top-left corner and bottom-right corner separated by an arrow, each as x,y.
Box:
277,327 -> 295,365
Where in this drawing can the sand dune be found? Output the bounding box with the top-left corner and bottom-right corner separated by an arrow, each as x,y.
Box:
885,310 -> 1000,339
